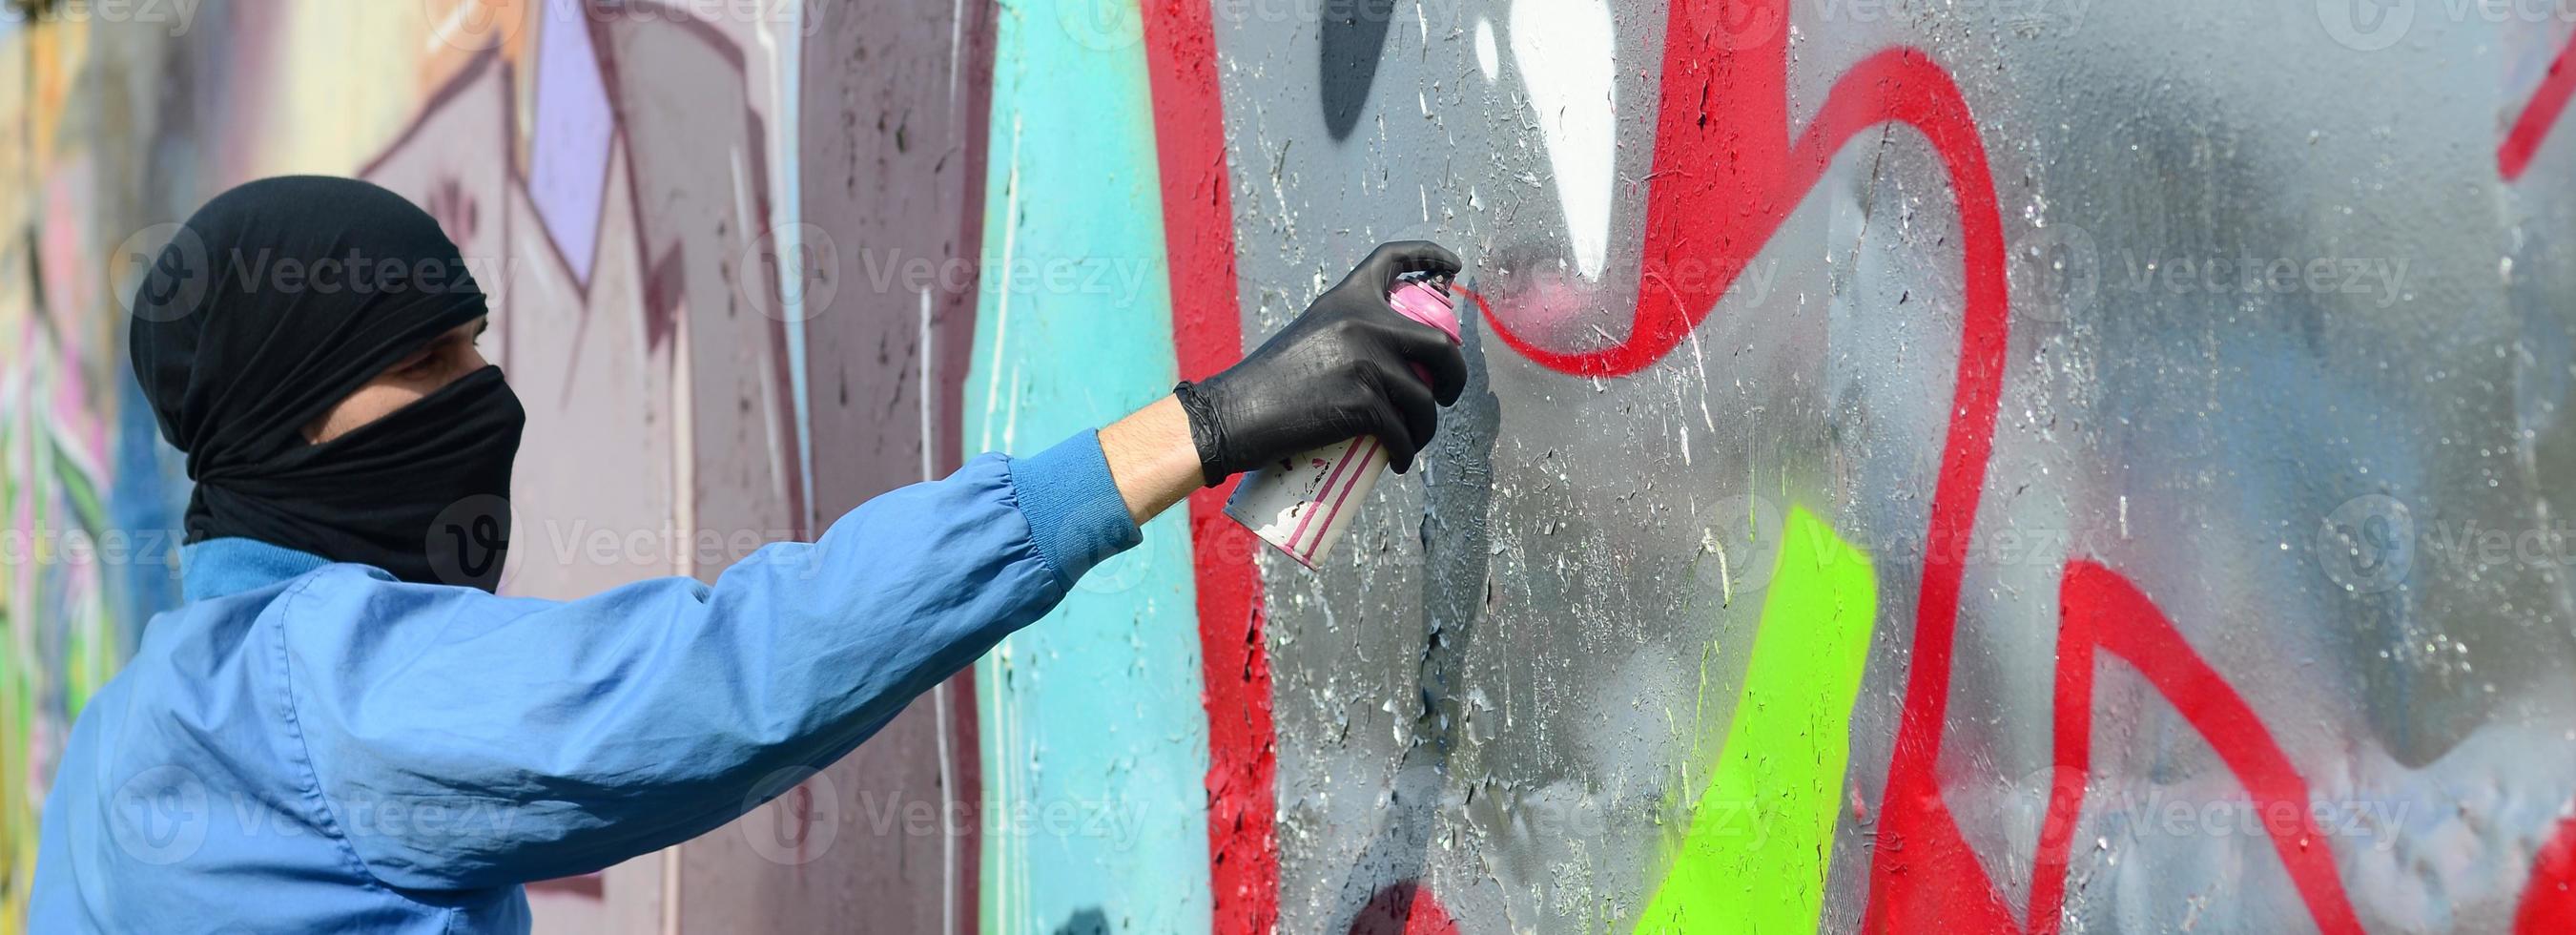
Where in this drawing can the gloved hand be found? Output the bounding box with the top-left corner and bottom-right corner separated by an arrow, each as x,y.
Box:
1174,240 -> 1470,487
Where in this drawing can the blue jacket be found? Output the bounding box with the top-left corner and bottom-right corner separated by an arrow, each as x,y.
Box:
30,431 -> 1140,933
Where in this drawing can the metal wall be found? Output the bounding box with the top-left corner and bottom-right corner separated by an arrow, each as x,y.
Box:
4,0 -> 2574,932
1214,0 -> 2576,930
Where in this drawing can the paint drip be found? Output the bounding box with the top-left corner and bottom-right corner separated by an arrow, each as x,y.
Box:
1225,274 -> 1461,568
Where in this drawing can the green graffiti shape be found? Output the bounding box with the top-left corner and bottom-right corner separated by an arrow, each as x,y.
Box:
1638,506 -> 1878,934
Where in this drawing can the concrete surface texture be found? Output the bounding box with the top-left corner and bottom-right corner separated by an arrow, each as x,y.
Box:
2,0 -> 2574,932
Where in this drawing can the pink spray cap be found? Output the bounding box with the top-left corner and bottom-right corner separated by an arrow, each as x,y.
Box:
1386,278 -> 1461,386
1387,279 -> 1462,344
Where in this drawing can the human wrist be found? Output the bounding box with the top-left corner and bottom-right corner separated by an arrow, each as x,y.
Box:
1099,394 -> 1204,525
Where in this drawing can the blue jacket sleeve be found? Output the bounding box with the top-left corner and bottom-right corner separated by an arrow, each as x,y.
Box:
265,431 -> 1140,890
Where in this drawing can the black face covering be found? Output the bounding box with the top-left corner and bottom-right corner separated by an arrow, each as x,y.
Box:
130,176 -> 526,592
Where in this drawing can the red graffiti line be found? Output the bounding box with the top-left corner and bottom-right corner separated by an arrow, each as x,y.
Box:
2501,31 -> 2576,180
1477,2 -> 2377,930
2518,816 -> 2576,934
1140,0 -> 1281,931
1348,882 -> 1460,935
2453,26 -> 2576,932
2033,561 -> 2363,935
1478,13 -> 2016,923
1478,0 -> 2017,916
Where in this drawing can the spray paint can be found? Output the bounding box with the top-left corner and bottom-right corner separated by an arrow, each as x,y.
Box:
1224,273 -> 1462,568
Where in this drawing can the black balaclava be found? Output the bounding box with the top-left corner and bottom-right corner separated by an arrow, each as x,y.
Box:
131,176 -> 526,592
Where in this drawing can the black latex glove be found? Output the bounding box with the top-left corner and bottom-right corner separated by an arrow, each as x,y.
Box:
1175,240 -> 1470,487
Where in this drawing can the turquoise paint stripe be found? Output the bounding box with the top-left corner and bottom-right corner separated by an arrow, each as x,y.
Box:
966,1 -> 1213,931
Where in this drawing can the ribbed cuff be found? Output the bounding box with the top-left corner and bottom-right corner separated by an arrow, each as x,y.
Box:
1008,430 -> 1144,589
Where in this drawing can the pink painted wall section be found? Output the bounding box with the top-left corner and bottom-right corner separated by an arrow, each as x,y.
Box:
0,1 -> 921,929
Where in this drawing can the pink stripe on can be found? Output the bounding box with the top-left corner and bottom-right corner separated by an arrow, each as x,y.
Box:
1282,439 -> 1370,561
1299,437 -> 1384,564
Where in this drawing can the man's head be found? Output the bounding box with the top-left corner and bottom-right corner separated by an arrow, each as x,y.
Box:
132,176 -> 526,592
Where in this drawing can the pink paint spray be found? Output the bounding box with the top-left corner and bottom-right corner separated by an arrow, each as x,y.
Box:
1224,274 -> 1462,568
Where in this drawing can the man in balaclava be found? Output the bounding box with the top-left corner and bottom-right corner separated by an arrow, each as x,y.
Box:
31,176 -> 1468,934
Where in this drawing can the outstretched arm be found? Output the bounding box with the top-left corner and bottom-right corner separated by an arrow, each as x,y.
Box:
274,241 -> 1471,889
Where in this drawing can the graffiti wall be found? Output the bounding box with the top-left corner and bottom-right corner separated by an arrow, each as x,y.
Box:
5,0 -> 2576,931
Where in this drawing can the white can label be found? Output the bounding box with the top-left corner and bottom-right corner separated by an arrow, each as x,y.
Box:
1222,436 -> 1393,569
